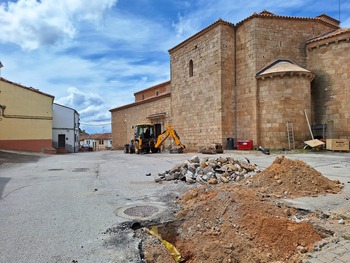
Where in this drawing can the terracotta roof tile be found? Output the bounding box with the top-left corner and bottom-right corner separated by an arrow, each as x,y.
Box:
81,133 -> 112,140
236,10 -> 339,28
307,28 -> 350,43
257,60 -> 311,76
169,11 -> 339,54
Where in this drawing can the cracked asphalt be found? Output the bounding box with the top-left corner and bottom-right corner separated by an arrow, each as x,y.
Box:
0,149 -> 349,262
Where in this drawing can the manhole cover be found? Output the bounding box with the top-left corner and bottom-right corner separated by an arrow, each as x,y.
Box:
115,203 -> 166,220
72,168 -> 89,172
123,205 -> 159,218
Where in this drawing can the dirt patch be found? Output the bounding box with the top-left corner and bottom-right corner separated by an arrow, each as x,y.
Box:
141,156 -> 345,262
245,155 -> 343,198
157,185 -> 324,262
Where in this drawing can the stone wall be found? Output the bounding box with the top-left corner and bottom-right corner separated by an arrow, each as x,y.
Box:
235,19 -> 258,144
220,23 -> 235,146
170,21 -> 234,150
257,75 -> 313,148
308,33 -> 350,139
235,16 -> 337,147
110,94 -> 171,149
134,81 -> 171,102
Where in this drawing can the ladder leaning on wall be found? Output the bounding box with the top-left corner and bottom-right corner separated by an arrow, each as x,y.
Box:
286,122 -> 295,150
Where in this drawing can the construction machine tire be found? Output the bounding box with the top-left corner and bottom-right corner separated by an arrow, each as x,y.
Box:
124,145 -> 129,154
151,147 -> 158,153
134,141 -> 140,154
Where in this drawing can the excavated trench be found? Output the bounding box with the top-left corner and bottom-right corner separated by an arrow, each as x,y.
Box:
104,202 -> 182,262
103,216 -> 180,262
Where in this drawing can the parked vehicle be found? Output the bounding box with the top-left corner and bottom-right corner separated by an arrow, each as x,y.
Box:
124,124 -> 185,154
80,144 -> 93,152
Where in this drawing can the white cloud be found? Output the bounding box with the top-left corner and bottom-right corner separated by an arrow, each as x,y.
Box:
0,0 -> 117,50
56,86 -> 110,124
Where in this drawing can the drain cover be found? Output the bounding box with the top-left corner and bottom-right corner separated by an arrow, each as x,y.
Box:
123,205 -> 159,218
72,168 -> 89,172
116,203 -> 166,220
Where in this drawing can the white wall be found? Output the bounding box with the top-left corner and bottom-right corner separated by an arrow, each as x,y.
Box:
52,104 -> 80,152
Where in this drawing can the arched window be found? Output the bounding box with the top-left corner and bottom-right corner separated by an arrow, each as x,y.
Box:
189,59 -> 193,77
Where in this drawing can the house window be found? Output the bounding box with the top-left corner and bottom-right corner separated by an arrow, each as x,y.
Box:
189,59 -> 194,77
156,90 -> 159,96
99,140 -> 104,145
141,94 -> 145,100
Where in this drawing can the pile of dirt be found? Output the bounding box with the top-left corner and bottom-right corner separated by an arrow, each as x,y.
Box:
245,156 -> 343,198
156,185 -> 326,263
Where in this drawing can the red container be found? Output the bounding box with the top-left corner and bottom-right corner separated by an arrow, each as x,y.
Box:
236,140 -> 253,150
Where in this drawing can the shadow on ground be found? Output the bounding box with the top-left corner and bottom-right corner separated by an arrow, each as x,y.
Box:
0,177 -> 11,198
0,151 -> 41,165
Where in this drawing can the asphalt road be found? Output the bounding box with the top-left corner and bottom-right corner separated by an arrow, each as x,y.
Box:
0,149 -> 349,262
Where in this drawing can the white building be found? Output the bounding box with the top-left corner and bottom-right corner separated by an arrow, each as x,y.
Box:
52,103 -> 80,153
80,133 -> 112,151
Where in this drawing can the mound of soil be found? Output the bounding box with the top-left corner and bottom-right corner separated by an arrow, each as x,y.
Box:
155,185 -> 324,263
245,156 -> 343,198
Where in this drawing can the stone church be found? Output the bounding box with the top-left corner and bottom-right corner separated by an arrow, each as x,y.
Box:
110,11 -> 350,151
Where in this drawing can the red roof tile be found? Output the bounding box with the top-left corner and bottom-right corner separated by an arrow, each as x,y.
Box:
81,133 -> 112,140
307,28 -> 350,44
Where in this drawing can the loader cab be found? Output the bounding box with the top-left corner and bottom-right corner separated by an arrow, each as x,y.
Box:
134,124 -> 155,139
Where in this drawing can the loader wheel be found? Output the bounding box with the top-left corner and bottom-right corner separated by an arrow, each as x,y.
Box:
151,147 -> 158,153
134,141 -> 140,154
124,146 -> 129,154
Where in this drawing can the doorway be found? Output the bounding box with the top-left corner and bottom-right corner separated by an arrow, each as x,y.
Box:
58,134 -> 66,148
154,124 -> 162,137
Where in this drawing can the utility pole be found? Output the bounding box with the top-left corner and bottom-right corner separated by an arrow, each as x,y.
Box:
0,61 -> 3,117
339,0 -> 341,23
0,61 -> 3,80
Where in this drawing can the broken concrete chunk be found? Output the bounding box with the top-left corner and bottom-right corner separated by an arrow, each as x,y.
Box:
190,156 -> 200,163
156,156 -> 260,184
165,174 -> 175,181
208,178 -> 218,184
221,176 -> 229,183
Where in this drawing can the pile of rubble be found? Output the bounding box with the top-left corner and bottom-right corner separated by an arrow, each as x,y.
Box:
155,156 -> 260,184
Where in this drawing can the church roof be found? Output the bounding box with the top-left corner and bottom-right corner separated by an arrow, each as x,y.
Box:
307,28 -> 350,44
169,11 -> 339,54
256,60 -> 314,80
237,11 -> 340,28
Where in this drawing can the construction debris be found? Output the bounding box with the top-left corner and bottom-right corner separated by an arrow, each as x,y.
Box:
199,143 -> 224,154
258,145 -> 270,155
155,156 -> 260,184
145,155 -> 346,262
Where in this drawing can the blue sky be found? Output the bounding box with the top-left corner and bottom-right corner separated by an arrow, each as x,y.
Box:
0,0 -> 349,134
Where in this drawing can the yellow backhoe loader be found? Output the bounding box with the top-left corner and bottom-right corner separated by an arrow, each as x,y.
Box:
124,124 -> 185,154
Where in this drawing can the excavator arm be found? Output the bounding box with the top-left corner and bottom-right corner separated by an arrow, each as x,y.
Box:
155,125 -> 185,150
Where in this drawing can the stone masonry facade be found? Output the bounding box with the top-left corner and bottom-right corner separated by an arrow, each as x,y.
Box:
307,30 -> 350,139
110,11 -> 349,151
